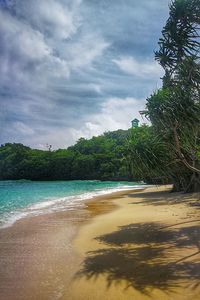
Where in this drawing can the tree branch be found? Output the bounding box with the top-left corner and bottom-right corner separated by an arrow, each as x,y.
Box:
173,122 -> 200,174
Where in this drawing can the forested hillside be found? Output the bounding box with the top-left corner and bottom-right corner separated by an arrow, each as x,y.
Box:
0,130 -> 130,181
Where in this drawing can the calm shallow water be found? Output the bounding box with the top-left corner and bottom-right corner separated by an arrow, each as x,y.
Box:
0,180 -> 145,228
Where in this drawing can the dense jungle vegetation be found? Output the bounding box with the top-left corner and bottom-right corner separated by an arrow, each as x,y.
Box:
136,0 -> 200,192
0,130 -> 131,181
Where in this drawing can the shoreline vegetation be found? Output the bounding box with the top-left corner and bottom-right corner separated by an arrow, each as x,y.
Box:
0,186 -> 200,300
0,131 -> 132,182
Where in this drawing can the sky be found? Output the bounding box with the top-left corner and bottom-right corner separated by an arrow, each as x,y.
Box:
0,0 -> 169,149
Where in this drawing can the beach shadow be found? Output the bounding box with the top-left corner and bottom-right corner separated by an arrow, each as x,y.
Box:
128,190 -> 200,208
180,262 -> 200,290
95,222 -> 176,246
76,247 -> 178,294
76,222 -> 200,295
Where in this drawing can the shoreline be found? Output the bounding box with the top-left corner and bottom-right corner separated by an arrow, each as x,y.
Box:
0,185 -> 200,299
0,184 -> 147,230
0,187 -> 146,300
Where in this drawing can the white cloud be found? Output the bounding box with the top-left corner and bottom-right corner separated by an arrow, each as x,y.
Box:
0,11 -> 51,61
112,56 -> 163,78
8,96 -> 146,149
0,9 -> 70,85
62,33 -> 110,71
14,122 -> 35,136
70,97 -> 147,142
0,1 -> 109,86
7,0 -> 82,40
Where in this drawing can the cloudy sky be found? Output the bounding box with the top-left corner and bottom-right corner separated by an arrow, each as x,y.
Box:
0,0 -> 169,149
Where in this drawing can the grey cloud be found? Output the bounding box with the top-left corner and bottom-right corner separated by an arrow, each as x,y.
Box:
112,57 -> 163,78
0,0 -> 169,149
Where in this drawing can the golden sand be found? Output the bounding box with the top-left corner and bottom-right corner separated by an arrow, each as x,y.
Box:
67,186 -> 200,300
0,186 -> 200,300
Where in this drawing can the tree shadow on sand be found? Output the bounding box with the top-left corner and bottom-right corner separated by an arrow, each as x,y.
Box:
76,247 -> 179,294
75,222 -> 200,295
128,190 -> 200,208
95,222 -> 176,246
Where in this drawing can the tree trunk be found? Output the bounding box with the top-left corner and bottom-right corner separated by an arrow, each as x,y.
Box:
173,123 -> 200,175
184,173 -> 200,193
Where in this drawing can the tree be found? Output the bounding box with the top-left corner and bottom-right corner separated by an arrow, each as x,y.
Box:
141,0 -> 200,192
0,129 -> 130,181
126,125 -> 174,184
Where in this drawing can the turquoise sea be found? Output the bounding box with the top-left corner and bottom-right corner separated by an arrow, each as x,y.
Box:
0,180 -> 145,228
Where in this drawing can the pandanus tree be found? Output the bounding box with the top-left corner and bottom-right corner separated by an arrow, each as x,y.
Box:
125,125 -> 174,184
140,0 -> 200,192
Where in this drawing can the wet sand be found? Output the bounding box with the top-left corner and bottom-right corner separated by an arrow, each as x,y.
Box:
0,186 -> 200,300
0,188 -> 139,300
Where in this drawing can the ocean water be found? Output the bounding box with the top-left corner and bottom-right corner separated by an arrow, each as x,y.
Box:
0,180 -> 145,228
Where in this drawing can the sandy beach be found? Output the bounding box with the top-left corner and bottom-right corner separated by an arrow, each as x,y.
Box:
0,186 -> 200,300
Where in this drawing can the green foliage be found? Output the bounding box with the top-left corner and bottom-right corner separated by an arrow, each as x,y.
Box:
127,0 -> 200,191
139,0 -> 200,192
126,126 -> 173,183
0,130 -> 130,181
155,0 -> 200,70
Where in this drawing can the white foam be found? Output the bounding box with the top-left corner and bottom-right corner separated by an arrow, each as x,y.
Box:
0,184 -> 147,229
